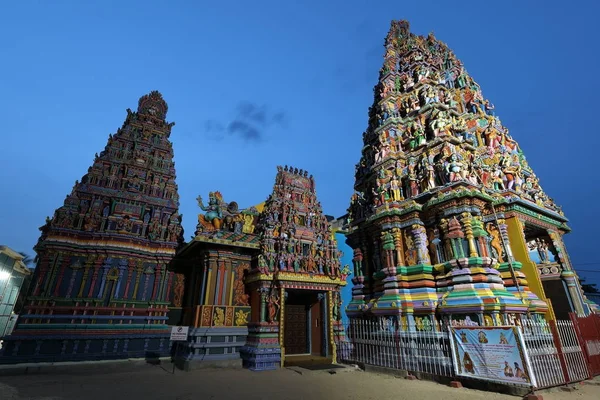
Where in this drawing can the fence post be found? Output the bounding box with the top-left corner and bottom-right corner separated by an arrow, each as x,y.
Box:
549,320 -> 571,384
569,312 -> 593,380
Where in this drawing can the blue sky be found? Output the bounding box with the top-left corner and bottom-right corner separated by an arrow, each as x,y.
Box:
1,0 -> 599,287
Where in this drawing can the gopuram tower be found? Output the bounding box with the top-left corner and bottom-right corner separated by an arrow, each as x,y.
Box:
345,20 -> 594,331
1,91 -> 185,362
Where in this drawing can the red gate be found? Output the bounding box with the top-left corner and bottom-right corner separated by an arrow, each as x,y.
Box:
570,312 -> 600,376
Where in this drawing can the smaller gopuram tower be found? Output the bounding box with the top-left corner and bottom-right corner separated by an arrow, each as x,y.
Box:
1,91 -> 185,363
241,166 -> 349,370
345,20 -> 593,331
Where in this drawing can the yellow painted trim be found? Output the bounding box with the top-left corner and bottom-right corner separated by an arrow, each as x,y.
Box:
228,266 -> 235,306
505,216 -> 555,320
246,272 -> 347,286
279,285 -> 285,368
204,269 -> 213,305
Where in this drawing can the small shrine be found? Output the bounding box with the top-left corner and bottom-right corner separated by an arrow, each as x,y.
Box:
172,166 -> 349,370
170,191 -> 260,369
1,91 -> 185,363
240,166 -> 348,370
344,20 -> 593,331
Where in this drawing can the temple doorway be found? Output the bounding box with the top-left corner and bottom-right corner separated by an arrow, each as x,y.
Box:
283,290 -> 326,358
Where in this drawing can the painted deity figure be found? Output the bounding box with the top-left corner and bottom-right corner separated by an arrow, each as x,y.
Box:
267,292 -> 280,323
420,152 -> 437,191
445,154 -> 466,182
196,192 -> 224,229
536,238 -> 550,263
389,176 -> 403,201
407,163 -> 420,197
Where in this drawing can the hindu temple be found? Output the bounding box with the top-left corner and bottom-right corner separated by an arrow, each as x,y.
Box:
0,91 -> 185,362
171,166 -> 349,370
343,20 -> 594,330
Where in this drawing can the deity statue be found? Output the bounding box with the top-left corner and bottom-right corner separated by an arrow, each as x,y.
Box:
389,176 -> 403,201
445,153 -> 467,182
196,192 -> 224,230
536,238 -> 550,264
267,292 -> 280,323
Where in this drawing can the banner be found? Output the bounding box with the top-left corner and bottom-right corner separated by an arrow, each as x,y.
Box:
449,326 -> 535,387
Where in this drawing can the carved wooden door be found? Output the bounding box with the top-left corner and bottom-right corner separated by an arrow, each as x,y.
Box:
284,304 -> 308,354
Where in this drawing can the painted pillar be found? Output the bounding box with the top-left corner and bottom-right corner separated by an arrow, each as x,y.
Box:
204,258 -> 217,305
33,255 -> 51,296
53,254 -> 70,297
87,257 -> 105,298
548,230 -> 590,316
259,288 -> 267,322
65,256 -> 82,298
78,256 -> 96,298
132,261 -> 144,300
279,286 -> 286,368
562,271 -> 587,316
151,264 -> 162,300
43,253 -> 62,296
392,227 -> 405,266
114,259 -> 127,299
461,213 -> 478,257
505,216 -> 555,320
122,259 -> 136,300
327,290 -> 337,364
165,271 -> 174,302
411,224 -> 431,265
496,219 -> 515,262
141,268 -> 151,301
96,259 -> 112,299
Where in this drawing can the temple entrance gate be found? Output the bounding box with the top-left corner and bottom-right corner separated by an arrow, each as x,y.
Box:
283,289 -> 328,362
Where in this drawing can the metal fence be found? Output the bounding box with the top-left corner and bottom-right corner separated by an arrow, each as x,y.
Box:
336,318 -> 454,378
336,316 -> 592,390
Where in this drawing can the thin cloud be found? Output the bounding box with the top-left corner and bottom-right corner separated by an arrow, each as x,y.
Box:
204,101 -> 288,143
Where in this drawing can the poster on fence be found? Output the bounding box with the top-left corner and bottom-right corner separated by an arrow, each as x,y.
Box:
449,326 -> 536,387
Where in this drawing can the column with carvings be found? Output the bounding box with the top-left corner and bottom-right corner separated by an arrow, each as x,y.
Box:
87,257 -> 105,298
122,259 -> 136,300
496,219 -> 514,262
33,254 -> 52,296
131,261 -> 144,301
151,264 -> 163,300
96,258 -> 112,299
327,291 -> 337,364
77,255 -> 96,298
392,227 -> 405,266
65,256 -> 84,298
461,213 -> 478,257
411,224 -> 431,265
279,287 -> 286,368
259,288 -> 268,323
113,259 -> 128,299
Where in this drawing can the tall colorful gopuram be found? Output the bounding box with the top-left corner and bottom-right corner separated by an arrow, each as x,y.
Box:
344,20 -> 593,330
241,166 -> 349,370
1,91 -> 185,362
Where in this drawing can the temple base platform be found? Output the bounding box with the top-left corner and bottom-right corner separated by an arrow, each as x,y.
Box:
0,325 -> 171,364
174,326 -> 248,370
239,323 -> 281,371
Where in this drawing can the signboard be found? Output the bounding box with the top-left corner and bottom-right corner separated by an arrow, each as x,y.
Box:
449,326 -> 536,387
170,326 -> 189,341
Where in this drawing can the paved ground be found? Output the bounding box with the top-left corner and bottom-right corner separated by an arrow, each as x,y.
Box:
0,361 -> 599,400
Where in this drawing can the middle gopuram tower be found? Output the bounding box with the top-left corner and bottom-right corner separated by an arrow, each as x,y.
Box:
345,20 -> 591,330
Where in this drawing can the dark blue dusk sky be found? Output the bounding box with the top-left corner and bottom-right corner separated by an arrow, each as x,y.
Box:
1,1 -> 599,286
